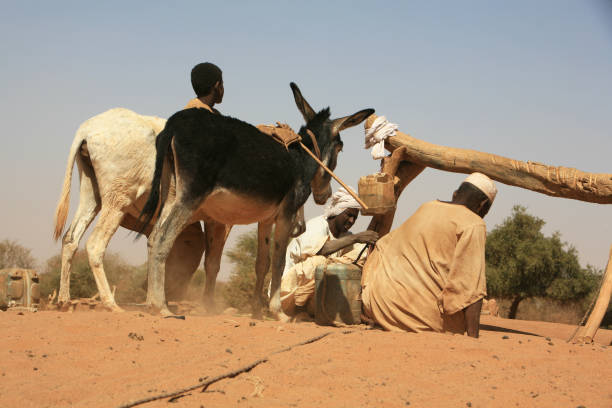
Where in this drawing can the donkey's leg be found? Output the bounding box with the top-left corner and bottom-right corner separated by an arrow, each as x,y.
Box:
252,221 -> 273,319
146,200 -> 197,315
268,215 -> 294,317
165,222 -> 205,302
203,221 -> 232,312
58,156 -> 100,307
290,205 -> 306,237
85,206 -> 125,312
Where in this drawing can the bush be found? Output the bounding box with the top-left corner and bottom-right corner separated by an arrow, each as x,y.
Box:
0,239 -> 36,269
494,297 -> 589,324
41,250 -> 147,303
222,229 -> 270,312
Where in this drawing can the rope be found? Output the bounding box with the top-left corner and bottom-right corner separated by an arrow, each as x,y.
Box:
305,129 -> 321,160
117,331 -> 333,408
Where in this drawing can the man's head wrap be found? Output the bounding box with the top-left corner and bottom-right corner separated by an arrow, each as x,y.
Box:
324,187 -> 361,219
191,62 -> 222,97
464,172 -> 497,203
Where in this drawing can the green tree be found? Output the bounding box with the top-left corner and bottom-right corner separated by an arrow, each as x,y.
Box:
0,239 -> 36,269
41,250 -> 147,303
485,205 -> 598,319
222,229 -> 270,312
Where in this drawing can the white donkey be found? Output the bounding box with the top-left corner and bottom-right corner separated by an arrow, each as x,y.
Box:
53,108 -> 213,311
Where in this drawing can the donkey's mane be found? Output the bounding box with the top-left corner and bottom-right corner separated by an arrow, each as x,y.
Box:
296,107 -> 332,152
305,107 -> 331,130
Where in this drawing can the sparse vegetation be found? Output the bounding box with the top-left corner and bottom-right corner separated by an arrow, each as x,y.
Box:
222,229 -> 270,312
41,250 -> 147,303
0,239 -> 36,269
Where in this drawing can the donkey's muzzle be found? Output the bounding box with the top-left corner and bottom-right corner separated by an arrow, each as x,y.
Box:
313,185 -> 332,205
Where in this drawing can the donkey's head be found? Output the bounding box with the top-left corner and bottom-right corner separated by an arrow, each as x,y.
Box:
290,82 -> 374,204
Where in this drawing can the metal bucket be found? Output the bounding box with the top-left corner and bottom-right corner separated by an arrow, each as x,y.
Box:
0,268 -> 40,310
314,263 -> 362,325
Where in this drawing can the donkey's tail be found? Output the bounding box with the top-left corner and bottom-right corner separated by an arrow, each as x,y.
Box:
53,130 -> 86,241
137,126 -> 174,237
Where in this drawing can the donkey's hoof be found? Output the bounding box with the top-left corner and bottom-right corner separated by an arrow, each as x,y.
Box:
251,308 -> 264,320
103,303 -> 125,313
268,297 -> 282,316
143,302 -> 170,316
277,311 -> 293,323
203,300 -> 220,315
57,302 -> 73,312
57,295 -> 70,304
160,307 -> 174,317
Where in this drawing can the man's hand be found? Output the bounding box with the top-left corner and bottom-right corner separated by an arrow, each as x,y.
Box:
354,230 -> 379,245
318,231 -> 379,256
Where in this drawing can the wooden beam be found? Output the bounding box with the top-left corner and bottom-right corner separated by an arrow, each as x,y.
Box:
366,114 -> 612,204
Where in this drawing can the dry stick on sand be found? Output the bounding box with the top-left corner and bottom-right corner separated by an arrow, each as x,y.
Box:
117,331 -> 339,408
570,245 -> 612,343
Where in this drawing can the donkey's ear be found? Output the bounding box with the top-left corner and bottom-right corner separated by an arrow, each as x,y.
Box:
290,82 -> 316,123
331,108 -> 375,136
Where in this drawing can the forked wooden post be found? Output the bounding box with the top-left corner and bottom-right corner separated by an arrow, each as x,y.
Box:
571,245 -> 612,344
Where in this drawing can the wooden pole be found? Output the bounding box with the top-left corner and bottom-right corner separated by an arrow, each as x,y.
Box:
572,245 -> 612,344
366,147 -> 425,236
367,113 -> 612,204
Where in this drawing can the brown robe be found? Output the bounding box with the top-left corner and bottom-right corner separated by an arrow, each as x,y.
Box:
361,200 -> 487,334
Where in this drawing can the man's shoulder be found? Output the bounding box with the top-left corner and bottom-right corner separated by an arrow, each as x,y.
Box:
425,200 -> 485,228
305,215 -> 328,231
184,98 -> 216,113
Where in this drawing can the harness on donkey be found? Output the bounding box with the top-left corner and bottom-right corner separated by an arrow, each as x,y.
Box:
257,122 -> 368,211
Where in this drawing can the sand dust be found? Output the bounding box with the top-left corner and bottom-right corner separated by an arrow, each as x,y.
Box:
1,309 -> 610,408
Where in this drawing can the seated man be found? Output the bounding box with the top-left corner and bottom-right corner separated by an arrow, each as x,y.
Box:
361,173 -> 497,338
279,187 -> 379,319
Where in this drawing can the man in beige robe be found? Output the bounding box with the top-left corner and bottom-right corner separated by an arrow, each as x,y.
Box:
361,173 -> 497,338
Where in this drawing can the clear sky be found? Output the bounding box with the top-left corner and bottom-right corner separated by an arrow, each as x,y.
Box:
1,1 -> 611,279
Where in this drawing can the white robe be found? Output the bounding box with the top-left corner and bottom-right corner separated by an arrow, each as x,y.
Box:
279,216 -> 365,315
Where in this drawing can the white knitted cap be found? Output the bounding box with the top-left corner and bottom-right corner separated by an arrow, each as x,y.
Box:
464,172 -> 497,203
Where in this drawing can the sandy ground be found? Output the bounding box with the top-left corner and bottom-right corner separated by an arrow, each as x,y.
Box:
1,309 -> 610,408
